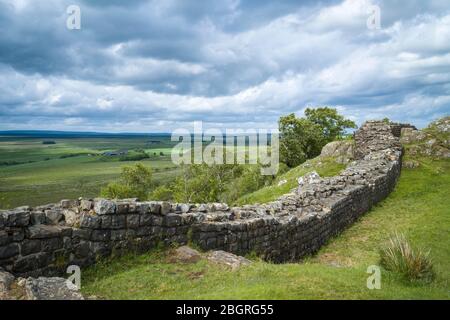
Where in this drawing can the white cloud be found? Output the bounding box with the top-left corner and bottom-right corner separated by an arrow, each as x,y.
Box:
0,0 -> 449,132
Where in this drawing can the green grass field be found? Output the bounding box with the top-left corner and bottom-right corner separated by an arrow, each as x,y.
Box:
0,136 -> 177,208
81,156 -> 450,300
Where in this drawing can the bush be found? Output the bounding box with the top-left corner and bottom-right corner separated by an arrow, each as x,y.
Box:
149,185 -> 174,201
101,163 -> 153,200
100,183 -> 135,199
380,233 -> 435,283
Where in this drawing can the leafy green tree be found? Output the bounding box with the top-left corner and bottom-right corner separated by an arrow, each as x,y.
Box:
279,114 -> 325,167
101,163 -> 153,200
171,163 -> 239,203
305,107 -> 357,142
279,108 -> 357,167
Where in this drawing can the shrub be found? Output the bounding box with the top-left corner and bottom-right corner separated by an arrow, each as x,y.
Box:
101,163 -> 153,200
380,232 -> 435,283
149,185 -> 173,201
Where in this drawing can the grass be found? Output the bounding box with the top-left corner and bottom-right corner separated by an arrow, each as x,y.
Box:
0,136 -> 178,208
235,156 -> 345,205
81,155 -> 450,299
380,232 -> 434,283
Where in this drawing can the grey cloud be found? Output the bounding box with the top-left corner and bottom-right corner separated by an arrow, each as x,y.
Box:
0,0 -> 449,132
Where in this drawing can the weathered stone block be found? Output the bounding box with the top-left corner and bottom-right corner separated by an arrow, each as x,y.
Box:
80,199 -> 93,211
137,202 -> 150,214
91,230 -> 110,242
60,199 -> 76,209
160,202 -> 171,215
0,230 -> 8,246
45,209 -> 64,224
25,277 -> 84,300
90,242 -> 111,258
80,214 -> 101,229
116,202 -> 129,214
149,202 -> 161,214
100,215 -> 112,229
0,243 -> 19,259
111,229 -> 127,241
21,239 -> 42,256
152,215 -> 163,226
13,252 -> 53,273
163,213 -> 181,227
0,270 -> 15,292
27,225 -> 62,239
139,214 -> 153,226
72,228 -> 91,241
111,215 -> 126,229
94,199 -> 116,215
136,226 -> 152,237
126,214 -> 140,229
73,241 -> 90,258
41,238 -> 63,252
30,212 -> 47,225
3,209 -> 30,227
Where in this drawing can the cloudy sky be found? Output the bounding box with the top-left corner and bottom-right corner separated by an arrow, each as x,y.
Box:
0,0 -> 449,132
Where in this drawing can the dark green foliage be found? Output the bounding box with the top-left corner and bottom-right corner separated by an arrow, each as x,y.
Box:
279,107 -> 356,167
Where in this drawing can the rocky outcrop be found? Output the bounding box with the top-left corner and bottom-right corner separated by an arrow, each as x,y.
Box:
401,117 -> 450,158
0,120 -> 405,276
320,140 -> 354,164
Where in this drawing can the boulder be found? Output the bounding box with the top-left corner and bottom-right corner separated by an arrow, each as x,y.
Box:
169,246 -> 202,263
207,250 -> 252,270
320,140 -> 354,164
0,271 -> 15,292
25,277 -> 84,300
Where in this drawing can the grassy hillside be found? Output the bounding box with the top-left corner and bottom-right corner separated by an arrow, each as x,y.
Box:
235,156 -> 345,205
81,155 -> 450,299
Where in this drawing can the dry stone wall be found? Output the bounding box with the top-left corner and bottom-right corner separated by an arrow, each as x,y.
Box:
0,121 -> 404,276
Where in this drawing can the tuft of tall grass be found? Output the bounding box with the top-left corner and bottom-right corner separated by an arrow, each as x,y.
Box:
380,232 -> 435,283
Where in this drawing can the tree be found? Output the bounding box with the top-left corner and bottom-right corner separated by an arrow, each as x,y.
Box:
305,107 -> 357,142
101,163 -> 153,200
279,108 -> 357,168
279,114 -> 325,167
171,163 -> 239,203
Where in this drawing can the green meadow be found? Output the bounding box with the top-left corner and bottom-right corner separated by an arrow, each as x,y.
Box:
0,135 -> 177,208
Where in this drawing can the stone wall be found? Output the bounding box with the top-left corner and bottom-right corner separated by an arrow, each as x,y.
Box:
0,121 -> 404,276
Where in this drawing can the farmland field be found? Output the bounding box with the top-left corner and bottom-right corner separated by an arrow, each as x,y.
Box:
0,134 -> 178,208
